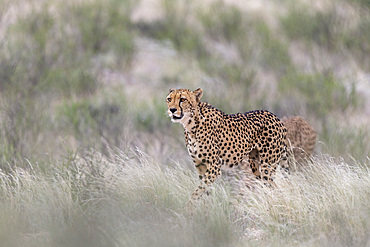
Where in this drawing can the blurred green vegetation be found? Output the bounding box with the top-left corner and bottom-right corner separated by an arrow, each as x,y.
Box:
281,6 -> 339,50
348,0 -> 370,7
0,0 -> 368,164
136,0 -> 207,62
279,71 -> 357,118
281,2 -> 370,69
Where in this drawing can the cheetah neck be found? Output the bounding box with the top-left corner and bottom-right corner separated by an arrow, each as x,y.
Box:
180,102 -> 201,132
182,102 -> 220,139
182,104 -> 203,160
182,114 -> 199,136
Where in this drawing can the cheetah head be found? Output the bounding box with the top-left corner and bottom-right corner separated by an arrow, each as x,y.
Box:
166,88 -> 203,124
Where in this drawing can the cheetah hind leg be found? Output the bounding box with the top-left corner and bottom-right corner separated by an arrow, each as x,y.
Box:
247,149 -> 261,180
278,147 -> 290,177
240,159 -> 258,190
238,149 -> 262,190
260,162 -> 278,187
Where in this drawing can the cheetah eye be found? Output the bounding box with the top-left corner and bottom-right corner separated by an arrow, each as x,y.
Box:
167,98 -> 172,103
180,98 -> 187,102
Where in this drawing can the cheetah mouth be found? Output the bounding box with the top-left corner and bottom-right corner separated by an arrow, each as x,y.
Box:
172,114 -> 183,120
169,111 -> 184,121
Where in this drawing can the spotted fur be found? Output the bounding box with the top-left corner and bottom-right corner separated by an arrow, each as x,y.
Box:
282,116 -> 317,166
166,88 -> 287,200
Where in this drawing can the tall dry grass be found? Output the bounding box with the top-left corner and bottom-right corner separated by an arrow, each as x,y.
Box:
0,149 -> 368,247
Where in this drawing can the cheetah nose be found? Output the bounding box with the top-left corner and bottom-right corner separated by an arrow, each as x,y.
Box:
170,108 -> 177,113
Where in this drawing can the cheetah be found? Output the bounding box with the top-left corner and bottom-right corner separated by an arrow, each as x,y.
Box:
282,116 -> 317,168
166,88 -> 287,200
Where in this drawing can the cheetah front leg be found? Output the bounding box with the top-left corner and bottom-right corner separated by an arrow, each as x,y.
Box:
191,158 -> 221,200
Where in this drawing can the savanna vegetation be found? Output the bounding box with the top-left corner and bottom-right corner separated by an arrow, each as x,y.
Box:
0,0 -> 369,246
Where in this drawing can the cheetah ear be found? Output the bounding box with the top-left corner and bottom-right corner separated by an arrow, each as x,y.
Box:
194,88 -> 203,102
169,88 -> 176,93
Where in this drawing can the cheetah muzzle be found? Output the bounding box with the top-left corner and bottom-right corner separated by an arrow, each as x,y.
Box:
169,107 -> 184,121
